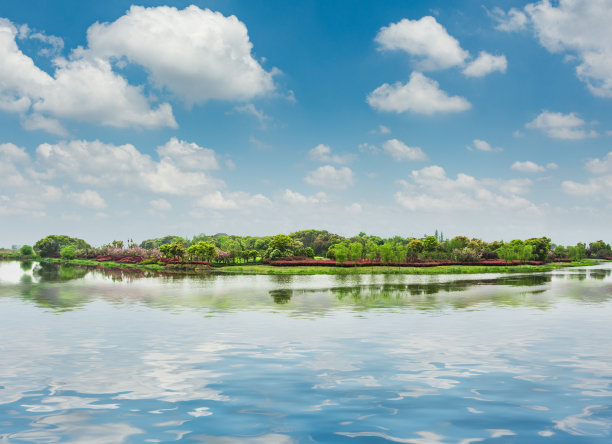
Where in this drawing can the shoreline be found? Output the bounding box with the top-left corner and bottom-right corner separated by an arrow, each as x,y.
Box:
5,256 -> 601,276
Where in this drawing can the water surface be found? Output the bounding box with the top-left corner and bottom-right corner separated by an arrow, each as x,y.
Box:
1,261 -> 611,442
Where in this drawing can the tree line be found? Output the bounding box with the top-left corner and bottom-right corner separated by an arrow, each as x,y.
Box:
14,230 -> 611,264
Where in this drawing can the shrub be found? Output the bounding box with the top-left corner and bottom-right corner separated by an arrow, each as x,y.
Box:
60,245 -> 77,260
20,245 -> 34,256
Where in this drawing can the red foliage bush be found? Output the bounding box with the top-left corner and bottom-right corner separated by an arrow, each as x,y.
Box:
266,258 -> 545,267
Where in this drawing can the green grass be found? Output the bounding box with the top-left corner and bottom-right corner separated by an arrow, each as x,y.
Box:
215,261 -> 597,275
2,254 -> 600,276
37,257 -> 165,272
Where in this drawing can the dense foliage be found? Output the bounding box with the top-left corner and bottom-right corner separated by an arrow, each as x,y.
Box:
33,235 -> 91,257
20,231 -> 611,267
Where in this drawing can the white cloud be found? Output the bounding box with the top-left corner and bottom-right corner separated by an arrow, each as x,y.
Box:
375,16 -> 468,70
562,152 -> 612,198
468,139 -> 503,152
308,144 -> 355,164
70,189 -> 106,209
395,165 -> 538,212
585,152 -> 612,174
0,142 -> 28,163
304,165 -> 355,190
370,125 -> 391,134
511,161 -> 546,173
463,51 -> 507,77
195,190 -> 271,210
524,0 -> 612,97
562,178 -> 610,196
17,24 -> 64,57
35,139 -> 223,196
21,113 -> 67,136
358,143 -> 379,154
0,142 -> 29,186
196,191 -> 238,210
150,198 -> 172,211
488,7 -> 529,32
526,111 -> 597,139
156,137 -> 218,171
234,103 -> 272,128
367,71 -> 471,115
282,189 -> 327,205
382,139 -> 428,161
345,203 -> 363,214
225,159 -> 236,170
36,56 -> 177,129
87,5 -> 276,104
0,18 -> 176,132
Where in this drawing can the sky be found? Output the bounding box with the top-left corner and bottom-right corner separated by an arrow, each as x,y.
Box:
1,0 -> 612,247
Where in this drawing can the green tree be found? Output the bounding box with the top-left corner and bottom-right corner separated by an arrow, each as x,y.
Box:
568,243 -> 586,262
334,243 -> 348,264
349,242 -> 363,261
380,243 -> 393,264
34,235 -> 91,257
525,237 -> 551,261
270,234 -> 293,252
20,245 -> 34,256
406,239 -> 423,261
304,247 -> 315,258
365,241 -> 379,261
60,245 -> 77,260
423,236 -> 439,252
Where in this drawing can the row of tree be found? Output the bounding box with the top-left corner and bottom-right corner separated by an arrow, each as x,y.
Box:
21,232 -> 612,264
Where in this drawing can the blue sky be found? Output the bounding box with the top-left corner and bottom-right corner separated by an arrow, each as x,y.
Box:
1,0 -> 611,246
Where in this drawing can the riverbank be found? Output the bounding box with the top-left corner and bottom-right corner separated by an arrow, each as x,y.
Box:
7,256 -> 600,275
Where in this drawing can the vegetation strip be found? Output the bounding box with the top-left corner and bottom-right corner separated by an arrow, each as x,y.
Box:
1,230 -> 608,275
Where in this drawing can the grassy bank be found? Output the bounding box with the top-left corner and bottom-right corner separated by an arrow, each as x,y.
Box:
1,254 -> 600,275
213,261 -> 597,275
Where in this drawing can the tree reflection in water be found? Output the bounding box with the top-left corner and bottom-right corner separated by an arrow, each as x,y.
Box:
2,261 -> 612,313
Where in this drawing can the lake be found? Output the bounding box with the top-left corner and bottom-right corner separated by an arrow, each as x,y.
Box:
1,261 -> 611,443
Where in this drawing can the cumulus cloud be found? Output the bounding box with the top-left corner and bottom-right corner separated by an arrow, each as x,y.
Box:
70,189 -> 106,209
526,111 -> 597,139
467,139 -> 503,152
35,139 -> 223,196
0,18 -> 177,131
496,0 -> 612,97
395,165 -> 538,212
367,72 -> 471,115
234,103 -> 272,128
304,165 -> 355,190
0,142 -> 29,186
196,191 -> 238,210
345,203 -> 363,214
282,189 -> 327,205
87,5 -> 276,104
156,137 -> 218,171
562,152 -> 612,198
585,152 -> 612,174
0,6 -> 277,132
150,198 -> 172,211
463,51 -> 507,77
195,190 -> 271,209
511,161 -> 546,173
488,7 -> 529,32
370,125 -> 391,134
17,24 -> 64,57
308,144 -> 355,164
382,139 -> 428,161
562,151 -> 612,198
375,16 -> 469,70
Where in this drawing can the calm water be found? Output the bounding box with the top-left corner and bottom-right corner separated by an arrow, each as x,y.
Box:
1,262 -> 612,443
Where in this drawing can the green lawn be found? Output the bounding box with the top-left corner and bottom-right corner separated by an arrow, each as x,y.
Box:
1,254 -> 599,276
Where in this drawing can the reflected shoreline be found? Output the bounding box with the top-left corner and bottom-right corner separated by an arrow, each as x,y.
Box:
1,261 -> 611,313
